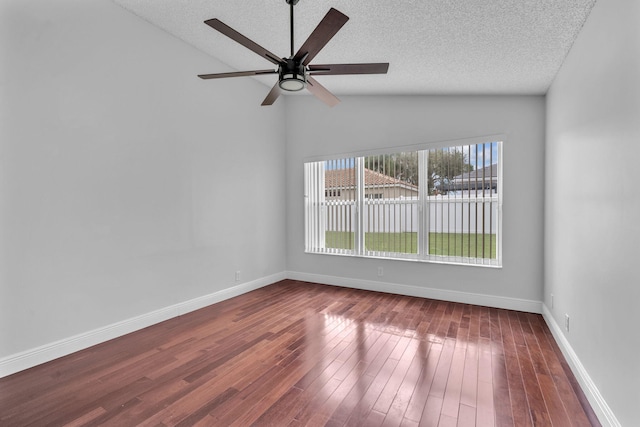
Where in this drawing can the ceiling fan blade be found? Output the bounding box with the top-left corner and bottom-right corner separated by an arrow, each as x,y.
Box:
198,69 -> 277,80
306,76 -> 340,107
261,83 -> 282,106
308,63 -> 389,75
205,19 -> 284,65
293,8 -> 349,66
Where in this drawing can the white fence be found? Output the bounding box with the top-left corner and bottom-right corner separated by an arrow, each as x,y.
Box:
325,195 -> 499,234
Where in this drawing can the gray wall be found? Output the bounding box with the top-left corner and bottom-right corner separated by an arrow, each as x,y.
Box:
0,0 -> 286,358
286,95 -> 545,302
545,0 -> 640,424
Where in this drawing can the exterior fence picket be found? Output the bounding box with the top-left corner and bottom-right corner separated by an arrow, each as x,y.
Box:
324,193 -> 497,234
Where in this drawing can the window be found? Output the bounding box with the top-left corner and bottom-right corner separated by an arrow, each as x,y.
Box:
304,140 -> 502,267
365,193 -> 384,199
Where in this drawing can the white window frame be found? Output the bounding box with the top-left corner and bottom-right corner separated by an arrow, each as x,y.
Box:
304,137 -> 503,268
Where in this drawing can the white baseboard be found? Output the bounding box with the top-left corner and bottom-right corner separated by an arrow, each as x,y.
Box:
286,271 -> 542,313
0,272 -> 286,379
542,305 -> 620,427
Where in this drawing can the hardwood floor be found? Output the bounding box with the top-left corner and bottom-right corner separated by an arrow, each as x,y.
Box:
0,280 -> 599,426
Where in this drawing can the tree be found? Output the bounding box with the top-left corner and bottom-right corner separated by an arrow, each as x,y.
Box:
364,150 -> 473,194
427,149 -> 474,194
364,152 -> 419,185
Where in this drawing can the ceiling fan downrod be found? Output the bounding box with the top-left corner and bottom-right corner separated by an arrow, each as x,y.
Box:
281,0 -> 305,91
287,0 -> 298,57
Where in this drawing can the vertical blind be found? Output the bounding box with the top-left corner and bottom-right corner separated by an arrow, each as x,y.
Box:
304,141 -> 502,267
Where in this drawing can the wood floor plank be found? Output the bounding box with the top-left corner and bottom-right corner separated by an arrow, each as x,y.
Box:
534,325 -> 598,426
459,342 -> 478,409
342,356 -> 399,425
440,343 -> 466,418
514,333 -> 553,425
427,338 -> 456,399
64,406 -> 107,427
0,280 -> 600,427
381,341 -> 427,427
419,395 -> 444,427
498,311 -> 533,427
250,325 -> 360,421
218,364 -> 290,415
476,377 -> 496,427
457,403 -> 476,427
486,309 -> 512,427
372,337 -> 416,414
326,332 -> 394,426
403,341 -> 441,422
401,418 -> 420,427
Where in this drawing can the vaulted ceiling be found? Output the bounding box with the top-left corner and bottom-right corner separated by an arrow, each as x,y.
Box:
113,0 -> 597,95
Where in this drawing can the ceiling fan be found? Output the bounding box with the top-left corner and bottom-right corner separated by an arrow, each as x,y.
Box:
198,0 -> 389,107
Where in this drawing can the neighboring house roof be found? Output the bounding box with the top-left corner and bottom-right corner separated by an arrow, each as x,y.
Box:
452,164 -> 498,181
446,164 -> 498,191
325,168 -> 418,191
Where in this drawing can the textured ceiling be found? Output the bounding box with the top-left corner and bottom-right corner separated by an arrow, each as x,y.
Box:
112,0 -> 596,96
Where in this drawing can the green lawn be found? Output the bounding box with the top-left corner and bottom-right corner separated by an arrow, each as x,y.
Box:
325,231 -> 496,259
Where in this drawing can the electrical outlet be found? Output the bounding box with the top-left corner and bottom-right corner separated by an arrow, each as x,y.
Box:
565,314 -> 570,332
377,266 -> 384,277
235,271 -> 241,282
550,294 -> 554,309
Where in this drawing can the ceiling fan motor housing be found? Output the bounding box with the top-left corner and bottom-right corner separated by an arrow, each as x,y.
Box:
279,58 -> 307,91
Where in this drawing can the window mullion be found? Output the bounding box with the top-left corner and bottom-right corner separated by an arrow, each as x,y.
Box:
355,157 -> 365,255
418,150 -> 429,259
497,142 -> 503,265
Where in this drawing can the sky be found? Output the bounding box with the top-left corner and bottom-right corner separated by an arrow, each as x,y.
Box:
464,141 -> 500,169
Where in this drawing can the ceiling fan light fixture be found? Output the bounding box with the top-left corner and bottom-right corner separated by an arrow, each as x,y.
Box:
278,58 -> 307,91
279,73 -> 306,91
